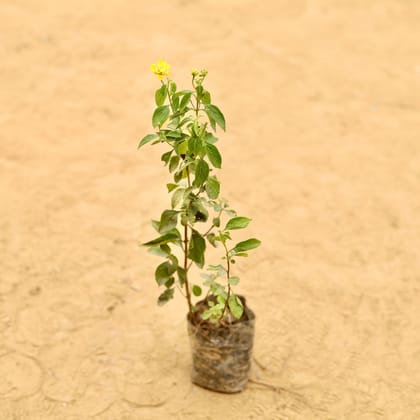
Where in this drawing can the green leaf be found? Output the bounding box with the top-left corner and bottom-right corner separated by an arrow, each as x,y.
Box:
173,89 -> 192,98
143,230 -> 181,246
155,261 -> 176,286
208,116 -> 216,131
220,231 -> 232,241
161,150 -> 172,165
160,244 -> 171,255
206,232 -> 217,247
190,199 -> 209,223
217,294 -> 226,304
188,230 -> 206,268
206,144 -> 222,168
148,246 -> 169,257
210,282 -> 227,298
138,134 -> 158,149
207,264 -> 226,278
202,90 -> 211,104
202,302 -> 226,321
204,104 -> 226,131
155,84 -> 167,106
191,121 -> 199,137
169,81 -> 177,93
165,277 -> 175,288
180,91 -> 193,110
228,276 -> 240,286
167,117 -> 180,130
193,159 -> 209,188
171,188 -> 185,208
205,132 -> 218,144
166,183 -> 178,193
225,216 -> 251,231
206,176 -> 220,199
192,285 -> 202,296
176,140 -> 188,155
151,219 -> 160,232
179,116 -> 193,128
177,267 -> 187,285
228,294 -> 244,319
201,310 -> 212,320
159,210 -> 178,234
201,272 -> 216,283
169,155 -> 180,173
165,130 -> 183,139
188,136 -> 202,156
152,105 -> 170,128
173,170 -> 185,183
172,95 -> 179,111
231,238 -> 261,254
157,288 -> 175,306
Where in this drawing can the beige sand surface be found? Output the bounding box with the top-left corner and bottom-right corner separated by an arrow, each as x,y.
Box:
1,1 -> 420,419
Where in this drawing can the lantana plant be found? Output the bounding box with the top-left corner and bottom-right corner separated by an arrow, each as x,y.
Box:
139,60 -> 261,323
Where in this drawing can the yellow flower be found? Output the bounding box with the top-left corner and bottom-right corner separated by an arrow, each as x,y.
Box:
150,60 -> 171,80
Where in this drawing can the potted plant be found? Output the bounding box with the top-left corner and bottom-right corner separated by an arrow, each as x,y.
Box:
138,60 -> 261,393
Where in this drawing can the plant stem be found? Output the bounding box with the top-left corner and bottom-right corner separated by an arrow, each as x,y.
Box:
219,240 -> 231,321
183,222 -> 193,314
202,208 -> 223,237
183,165 -> 193,314
182,83 -> 200,315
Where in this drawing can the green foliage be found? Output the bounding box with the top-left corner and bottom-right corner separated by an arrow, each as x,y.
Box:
206,144 -> 222,168
177,267 -> 187,285
204,104 -> 226,131
192,285 -> 202,296
193,159 -> 210,188
166,183 -> 178,192
155,261 -> 176,286
225,216 -> 251,231
159,210 -> 178,233
161,150 -> 172,165
169,155 -> 180,173
152,105 -> 170,128
228,276 -> 240,286
171,188 -> 185,208
158,288 -> 175,306
188,136 -> 202,156
228,294 -> 244,319
188,230 -> 206,268
231,238 -> 261,254
189,198 -> 209,223
143,229 -> 181,246
139,63 -> 261,323
180,91 -> 193,110
138,134 -> 158,149
155,84 -> 167,106
202,90 -> 211,104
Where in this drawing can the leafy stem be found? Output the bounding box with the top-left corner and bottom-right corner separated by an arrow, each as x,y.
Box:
219,238 -> 231,321
183,162 -> 194,313
183,222 -> 193,313
203,208 -> 223,237
141,62 -> 261,316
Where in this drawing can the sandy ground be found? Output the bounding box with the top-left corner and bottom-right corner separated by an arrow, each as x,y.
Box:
1,0 -> 420,419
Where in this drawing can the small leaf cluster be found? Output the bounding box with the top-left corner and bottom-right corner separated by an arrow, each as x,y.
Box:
139,64 -> 261,323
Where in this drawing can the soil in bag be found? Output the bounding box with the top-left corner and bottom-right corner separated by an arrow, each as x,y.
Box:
187,295 -> 256,393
